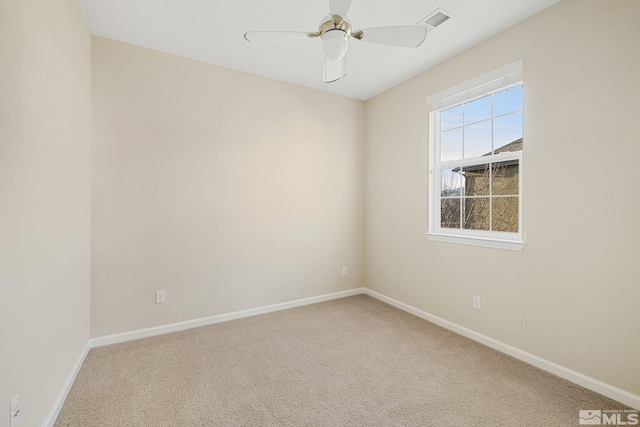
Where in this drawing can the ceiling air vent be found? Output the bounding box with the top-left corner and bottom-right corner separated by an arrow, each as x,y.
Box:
418,8 -> 454,30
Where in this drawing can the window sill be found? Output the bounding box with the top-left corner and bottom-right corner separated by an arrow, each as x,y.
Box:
426,232 -> 524,251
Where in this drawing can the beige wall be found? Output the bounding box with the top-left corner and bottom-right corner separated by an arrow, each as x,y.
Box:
365,0 -> 640,396
91,37 -> 365,337
0,0 -> 92,425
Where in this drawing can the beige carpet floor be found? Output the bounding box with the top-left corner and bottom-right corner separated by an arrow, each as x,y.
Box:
55,294 -> 630,426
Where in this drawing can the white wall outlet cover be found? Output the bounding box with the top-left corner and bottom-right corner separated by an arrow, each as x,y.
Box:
472,295 -> 481,309
341,266 -> 347,276
155,290 -> 166,304
10,393 -> 20,427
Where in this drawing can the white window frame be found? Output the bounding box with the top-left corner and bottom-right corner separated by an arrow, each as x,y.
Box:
426,60 -> 524,251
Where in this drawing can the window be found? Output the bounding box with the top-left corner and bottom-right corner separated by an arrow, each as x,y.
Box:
426,61 -> 524,251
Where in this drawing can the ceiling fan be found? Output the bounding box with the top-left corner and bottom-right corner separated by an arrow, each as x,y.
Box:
243,0 -> 427,83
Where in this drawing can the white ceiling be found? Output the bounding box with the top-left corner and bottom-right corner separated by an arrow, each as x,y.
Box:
79,0 -> 560,100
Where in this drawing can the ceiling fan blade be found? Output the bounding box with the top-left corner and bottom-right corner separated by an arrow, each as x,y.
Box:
355,26 -> 427,48
244,31 -> 314,43
323,57 -> 346,83
328,0 -> 353,18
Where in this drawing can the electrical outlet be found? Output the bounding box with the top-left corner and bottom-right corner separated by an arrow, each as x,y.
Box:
472,295 -> 481,309
155,290 -> 165,304
10,394 -> 20,427
341,266 -> 347,276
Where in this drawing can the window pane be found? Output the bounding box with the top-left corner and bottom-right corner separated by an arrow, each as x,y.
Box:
441,128 -> 463,162
464,121 -> 492,159
441,198 -> 461,229
441,105 -> 463,131
463,164 -> 489,196
494,112 -> 523,153
464,95 -> 492,125
494,85 -> 522,117
441,169 -> 464,197
492,161 -> 519,196
492,197 -> 519,232
463,198 -> 490,230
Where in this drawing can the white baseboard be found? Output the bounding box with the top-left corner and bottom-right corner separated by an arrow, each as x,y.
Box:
363,288 -> 640,410
90,288 -> 366,348
43,341 -> 91,427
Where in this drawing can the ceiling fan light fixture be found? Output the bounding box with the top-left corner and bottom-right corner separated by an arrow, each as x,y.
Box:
322,30 -> 349,62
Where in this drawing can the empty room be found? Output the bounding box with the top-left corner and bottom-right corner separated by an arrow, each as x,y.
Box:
1,0 -> 639,425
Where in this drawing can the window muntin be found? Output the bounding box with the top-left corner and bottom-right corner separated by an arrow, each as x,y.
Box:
430,83 -> 523,246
